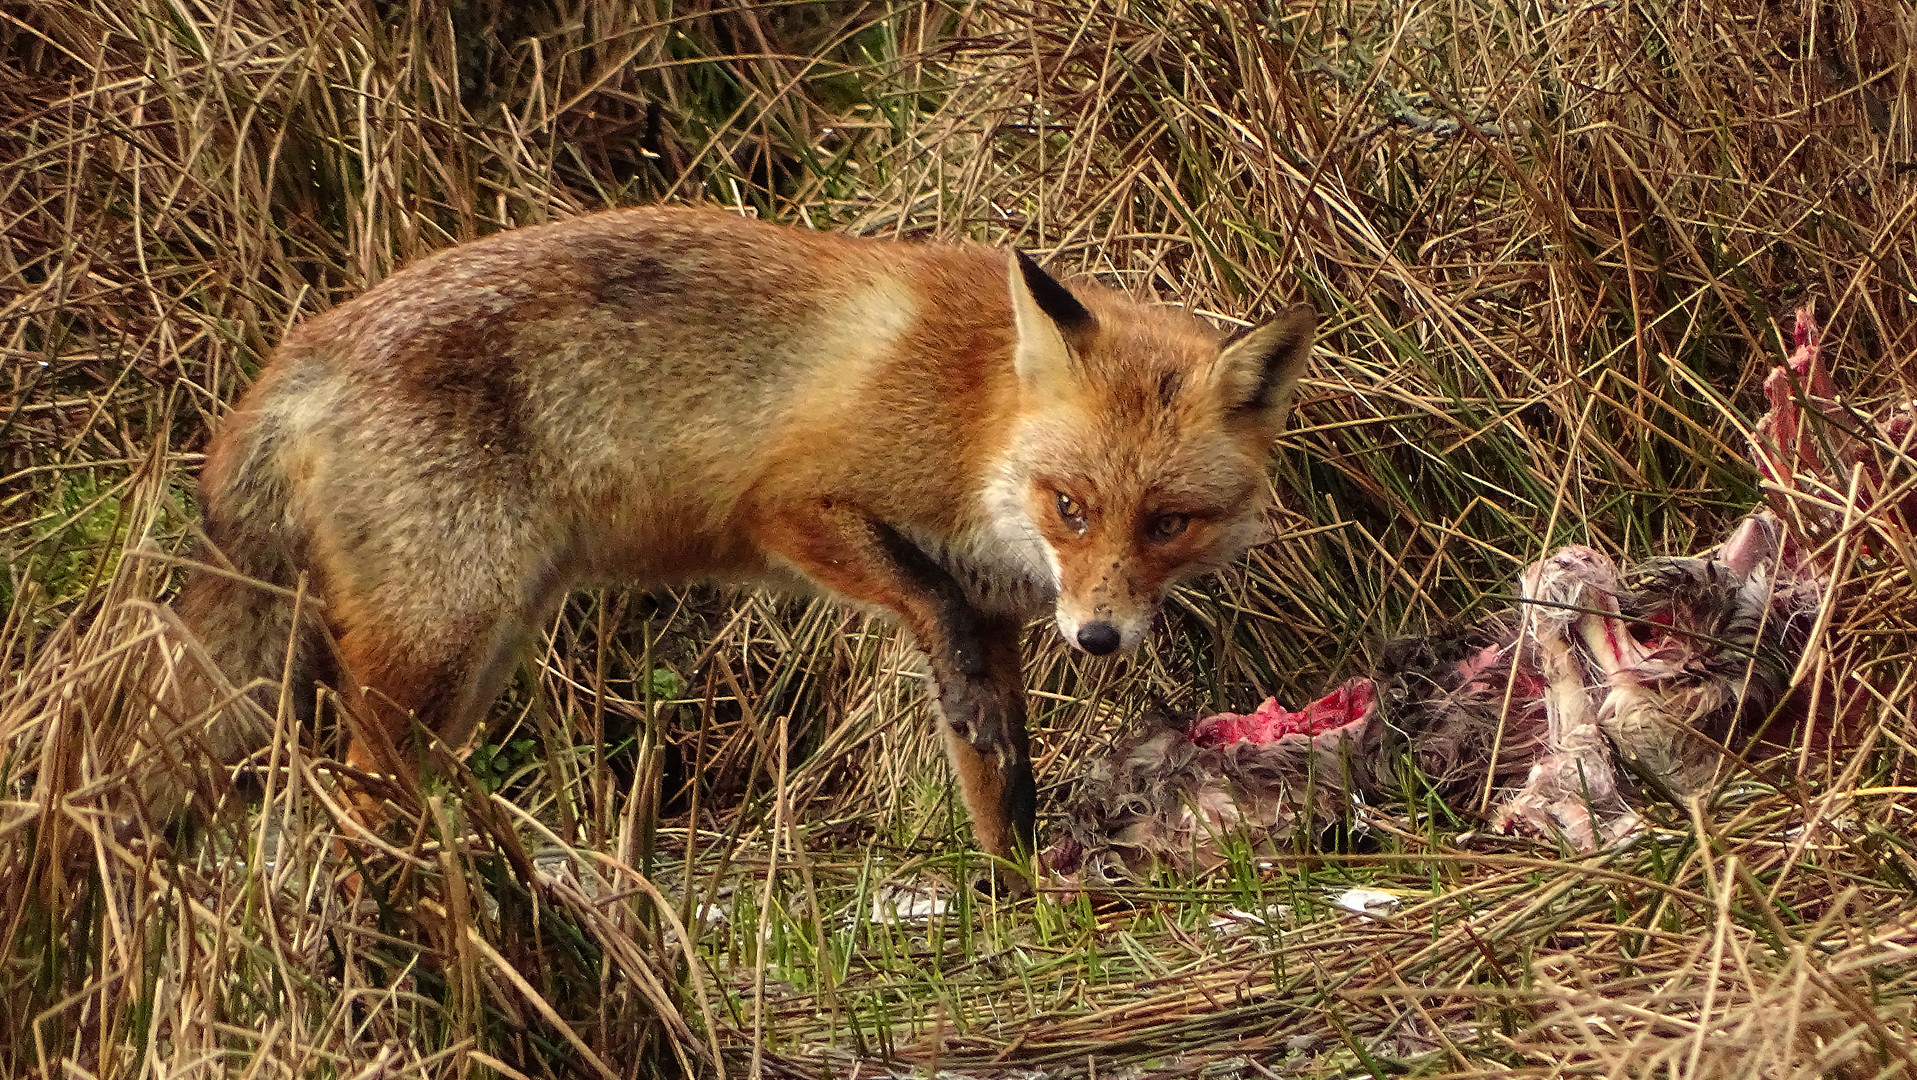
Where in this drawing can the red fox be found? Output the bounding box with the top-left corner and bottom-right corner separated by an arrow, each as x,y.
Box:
160,206 -> 1314,884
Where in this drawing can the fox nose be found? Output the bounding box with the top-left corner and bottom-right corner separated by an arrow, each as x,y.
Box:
1077,622 -> 1121,656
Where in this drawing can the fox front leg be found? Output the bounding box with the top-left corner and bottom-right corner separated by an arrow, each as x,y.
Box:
934,609 -> 1037,872
753,505 -> 1037,875
865,526 -> 1037,870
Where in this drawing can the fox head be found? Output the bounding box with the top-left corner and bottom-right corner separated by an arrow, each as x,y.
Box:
987,251 -> 1314,656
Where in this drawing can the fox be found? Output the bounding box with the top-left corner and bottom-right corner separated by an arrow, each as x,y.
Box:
154,205 -> 1315,886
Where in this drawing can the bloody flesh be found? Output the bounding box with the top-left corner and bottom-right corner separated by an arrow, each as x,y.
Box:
1189,678 -> 1376,748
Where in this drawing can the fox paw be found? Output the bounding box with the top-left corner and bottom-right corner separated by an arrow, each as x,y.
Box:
936,678 -> 1024,760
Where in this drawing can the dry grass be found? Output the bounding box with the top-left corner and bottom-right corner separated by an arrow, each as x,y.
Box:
6,0 -> 1917,1076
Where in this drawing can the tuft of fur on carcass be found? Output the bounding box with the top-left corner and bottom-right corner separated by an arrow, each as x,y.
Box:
1373,614 -> 1547,801
1615,514 -> 1821,757
1044,681 -> 1376,886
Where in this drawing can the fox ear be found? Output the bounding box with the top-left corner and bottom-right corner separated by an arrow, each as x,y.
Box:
1213,305 -> 1315,429
1008,250 -> 1096,395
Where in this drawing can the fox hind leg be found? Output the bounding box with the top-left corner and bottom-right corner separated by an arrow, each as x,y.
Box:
329,616 -> 524,798
317,545 -> 552,826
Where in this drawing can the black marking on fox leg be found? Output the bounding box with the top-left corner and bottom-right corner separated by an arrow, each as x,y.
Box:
869,519 -> 989,681
1001,722 -> 1038,853
869,520 -> 1032,787
1014,250 -> 1095,340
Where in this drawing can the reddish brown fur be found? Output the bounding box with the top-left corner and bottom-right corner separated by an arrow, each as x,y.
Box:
162,206 -> 1315,886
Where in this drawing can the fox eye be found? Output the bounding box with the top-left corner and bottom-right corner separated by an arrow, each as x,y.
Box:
1055,493 -> 1089,535
1148,513 -> 1189,543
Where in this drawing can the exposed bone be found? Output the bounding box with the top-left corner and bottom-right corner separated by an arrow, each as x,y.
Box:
1717,512 -> 1782,579
1491,547 -> 1637,848
1751,308 -> 1917,546
1751,307 -> 1838,498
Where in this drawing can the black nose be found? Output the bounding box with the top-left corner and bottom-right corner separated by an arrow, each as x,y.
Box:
1077,622 -> 1121,656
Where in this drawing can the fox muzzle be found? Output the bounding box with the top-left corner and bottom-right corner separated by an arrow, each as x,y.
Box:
1054,607 -> 1151,656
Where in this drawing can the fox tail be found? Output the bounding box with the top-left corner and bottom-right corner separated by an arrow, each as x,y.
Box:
138,402 -> 324,818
